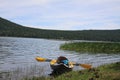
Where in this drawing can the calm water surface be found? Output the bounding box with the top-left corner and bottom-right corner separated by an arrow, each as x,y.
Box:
0,37 -> 120,78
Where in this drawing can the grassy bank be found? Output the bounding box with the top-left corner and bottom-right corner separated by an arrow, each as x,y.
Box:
60,42 -> 120,53
24,62 -> 120,80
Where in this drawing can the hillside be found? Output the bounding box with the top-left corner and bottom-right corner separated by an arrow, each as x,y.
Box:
0,17 -> 120,42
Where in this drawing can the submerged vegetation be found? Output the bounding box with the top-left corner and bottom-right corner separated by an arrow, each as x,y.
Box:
60,42 -> 120,53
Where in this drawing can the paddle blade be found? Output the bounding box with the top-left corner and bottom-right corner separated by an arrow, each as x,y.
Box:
80,64 -> 92,69
35,57 -> 46,62
50,59 -> 57,65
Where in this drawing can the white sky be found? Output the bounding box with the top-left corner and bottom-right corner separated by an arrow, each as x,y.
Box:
0,0 -> 120,30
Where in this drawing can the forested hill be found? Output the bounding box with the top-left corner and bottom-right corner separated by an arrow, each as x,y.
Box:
0,17 -> 120,42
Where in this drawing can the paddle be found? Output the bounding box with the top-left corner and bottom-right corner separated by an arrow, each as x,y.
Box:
35,56 -> 92,69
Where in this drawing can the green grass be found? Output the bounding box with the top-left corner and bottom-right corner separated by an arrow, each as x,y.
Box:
55,62 -> 120,80
60,42 -> 120,53
96,62 -> 120,80
23,62 -> 120,80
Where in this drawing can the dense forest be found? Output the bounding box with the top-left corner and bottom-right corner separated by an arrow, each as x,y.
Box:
0,17 -> 120,42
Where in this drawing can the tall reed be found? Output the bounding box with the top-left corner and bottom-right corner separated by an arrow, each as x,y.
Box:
0,64 -> 46,80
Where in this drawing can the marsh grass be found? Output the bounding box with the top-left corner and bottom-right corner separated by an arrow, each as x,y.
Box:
60,42 -> 120,53
0,64 -> 46,80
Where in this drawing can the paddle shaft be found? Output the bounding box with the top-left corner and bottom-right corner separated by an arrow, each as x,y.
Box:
35,57 -> 92,69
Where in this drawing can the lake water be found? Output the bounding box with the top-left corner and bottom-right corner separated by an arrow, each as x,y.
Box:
0,37 -> 120,79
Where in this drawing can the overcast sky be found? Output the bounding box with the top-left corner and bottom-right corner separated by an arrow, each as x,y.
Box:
0,0 -> 120,30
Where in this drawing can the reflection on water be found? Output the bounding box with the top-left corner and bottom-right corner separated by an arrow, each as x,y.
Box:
0,37 -> 120,79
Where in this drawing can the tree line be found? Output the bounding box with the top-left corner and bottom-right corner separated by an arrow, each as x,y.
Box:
0,17 -> 120,42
